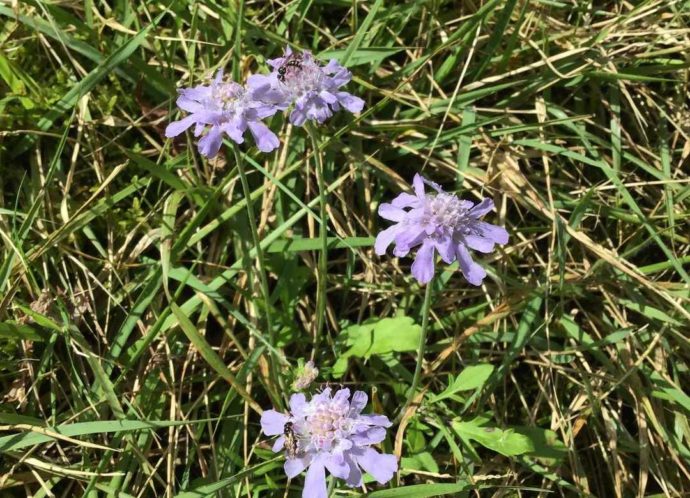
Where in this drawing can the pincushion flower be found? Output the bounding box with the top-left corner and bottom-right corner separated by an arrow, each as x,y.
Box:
375,174 -> 509,285
248,46 -> 365,126
261,388 -> 397,498
165,69 -> 280,157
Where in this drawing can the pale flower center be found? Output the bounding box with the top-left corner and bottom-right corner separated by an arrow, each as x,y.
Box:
425,193 -> 472,236
305,403 -> 351,450
210,81 -> 246,112
278,55 -> 325,97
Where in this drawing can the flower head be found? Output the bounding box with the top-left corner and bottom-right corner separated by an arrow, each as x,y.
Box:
375,174 -> 509,285
261,388 -> 397,498
292,360 -> 319,391
165,69 -> 280,157
248,46 -> 365,126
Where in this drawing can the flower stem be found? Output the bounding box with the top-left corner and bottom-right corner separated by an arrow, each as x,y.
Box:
232,144 -> 281,401
397,279 -> 433,421
305,124 -> 329,352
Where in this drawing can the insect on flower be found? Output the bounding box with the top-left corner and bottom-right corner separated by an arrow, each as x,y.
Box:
261,388 -> 397,498
283,421 -> 300,459
248,46 -> 365,126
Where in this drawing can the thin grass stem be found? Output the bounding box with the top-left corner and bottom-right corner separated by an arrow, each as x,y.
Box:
232,144 -> 282,405
305,124 -> 329,354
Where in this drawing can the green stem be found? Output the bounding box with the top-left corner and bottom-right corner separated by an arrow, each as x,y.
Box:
397,279 -> 433,421
305,124 -> 329,352
232,144 -> 281,402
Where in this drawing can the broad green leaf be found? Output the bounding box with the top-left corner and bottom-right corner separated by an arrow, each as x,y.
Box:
365,482 -> 470,497
333,316 -> 421,378
452,418 -> 534,456
401,451 -> 439,473
512,426 -> 568,461
429,364 -> 494,403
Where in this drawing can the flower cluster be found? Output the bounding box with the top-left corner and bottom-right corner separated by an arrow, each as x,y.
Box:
166,47 -> 364,158
261,388 -> 397,498
376,174 -> 509,285
167,41 -> 511,498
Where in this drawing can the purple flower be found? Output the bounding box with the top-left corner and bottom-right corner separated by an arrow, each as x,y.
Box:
261,388 -> 397,498
248,46 -> 365,126
375,174 -> 509,285
165,69 -> 280,157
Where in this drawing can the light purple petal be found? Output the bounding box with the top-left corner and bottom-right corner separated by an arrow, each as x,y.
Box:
378,203 -> 406,222
221,118 -> 246,145
248,120 -> 280,152
456,243 -> 486,286
358,414 -> 392,427
253,102 -> 281,119
285,455 -> 311,479
335,92 -> 364,113
247,74 -> 289,107
476,221 -> 509,245
319,91 -> 338,104
434,236 -> 455,264
289,393 -> 308,417
393,224 -> 425,256
463,234 -> 495,253
422,177 -> 444,193
328,66 -> 352,87
333,388 -> 351,404
246,73 -> 273,95
197,126 -> 224,158
412,174 -> 425,198
268,45 -> 293,69
323,59 -> 343,75
344,453 -> 362,487
324,454 -> 350,480
305,97 -> 333,123
469,198 -> 494,217
355,447 -> 397,484
260,410 -> 288,436
165,115 -> 198,138
374,224 -> 402,255
289,107 -> 308,127
272,435 -> 286,452
351,426 -> 387,445
303,460 -> 328,498
178,84 -> 211,101
176,95 -> 206,113
349,391 -> 368,416
411,240 -> 436,284
391,192 -> 420,209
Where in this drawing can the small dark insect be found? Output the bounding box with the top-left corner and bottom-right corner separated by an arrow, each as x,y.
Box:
277,55 -> 303,82
284,421 -> 299,458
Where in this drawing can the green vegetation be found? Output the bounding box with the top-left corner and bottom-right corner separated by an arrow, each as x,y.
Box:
1,0 -> 689,496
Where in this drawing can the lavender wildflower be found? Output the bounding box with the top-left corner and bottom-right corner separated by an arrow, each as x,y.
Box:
165,69 -> 280,157
375,174 -> 509,285
261,388 -> 397,498
248,46 -> 365,126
